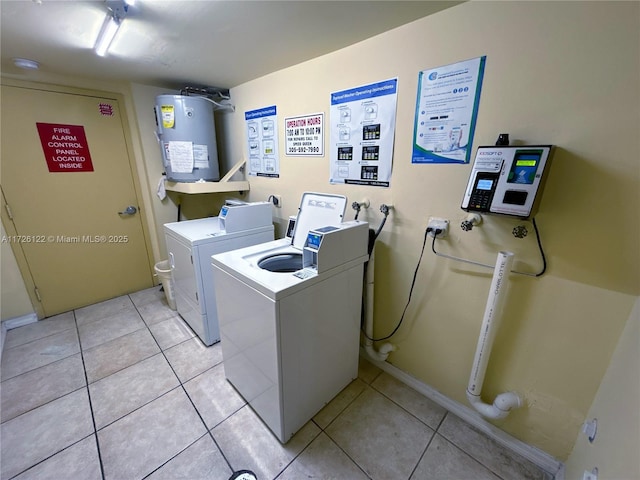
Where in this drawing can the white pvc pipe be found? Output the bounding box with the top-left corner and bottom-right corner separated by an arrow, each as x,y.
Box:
466,251 -> 522,419
364,246 -> 395,362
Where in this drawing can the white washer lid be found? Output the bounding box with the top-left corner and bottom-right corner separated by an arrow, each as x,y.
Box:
291,192 -> 347,249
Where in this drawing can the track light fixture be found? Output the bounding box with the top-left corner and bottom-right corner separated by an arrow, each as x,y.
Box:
94,0 -> 132,57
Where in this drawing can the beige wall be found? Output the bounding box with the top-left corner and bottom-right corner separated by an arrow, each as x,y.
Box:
218,1 -> 639,459
564,297 -> 640,480
1,0 -> 638,464
0,223 -> 34,321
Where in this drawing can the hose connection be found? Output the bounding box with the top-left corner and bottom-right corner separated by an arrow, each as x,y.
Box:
461,213 -> 482,231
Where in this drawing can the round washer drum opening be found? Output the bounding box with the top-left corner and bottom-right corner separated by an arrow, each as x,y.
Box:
258,253 -> 303,273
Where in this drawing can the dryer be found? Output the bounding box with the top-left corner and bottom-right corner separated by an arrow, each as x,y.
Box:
211,193 -> 369,442
164,202 -> 273,346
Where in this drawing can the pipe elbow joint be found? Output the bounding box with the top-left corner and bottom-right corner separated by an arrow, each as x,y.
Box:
494,391 -> 522,412
467,390 -> 522,420
365,342 -> 395,362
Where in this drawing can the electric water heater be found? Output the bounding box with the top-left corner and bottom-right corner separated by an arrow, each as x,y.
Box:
155,94 -> 220,182
461,145 -> 554,219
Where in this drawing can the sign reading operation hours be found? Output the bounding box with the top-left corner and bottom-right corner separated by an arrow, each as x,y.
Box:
36,123 -> 94,172
285,113 -> 324,156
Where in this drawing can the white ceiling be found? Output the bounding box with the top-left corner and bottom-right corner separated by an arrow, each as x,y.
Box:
1,0 -> 461,90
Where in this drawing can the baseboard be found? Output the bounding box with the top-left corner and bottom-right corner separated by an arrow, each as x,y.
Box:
360,350 -> 563,478
1,313 -> 38,359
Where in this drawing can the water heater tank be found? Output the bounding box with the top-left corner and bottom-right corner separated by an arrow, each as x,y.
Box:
155,95 -> 220,182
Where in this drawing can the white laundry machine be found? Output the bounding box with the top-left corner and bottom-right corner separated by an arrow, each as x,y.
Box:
211,193 -> 369,443
164,202 -> 274,346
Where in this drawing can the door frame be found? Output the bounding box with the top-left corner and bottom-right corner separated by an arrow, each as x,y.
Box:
0,78 -> 157,318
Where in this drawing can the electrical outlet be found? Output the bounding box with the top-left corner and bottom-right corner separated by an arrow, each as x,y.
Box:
582,418 -> 597,443
271,195 -> 282,208
427,217 -> 449,238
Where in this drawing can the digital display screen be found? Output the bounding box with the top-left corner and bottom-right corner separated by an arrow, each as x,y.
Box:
220,206 -> 229,217
515,160 -> 537,167
477,179 -> 494,190
307,233 -> 322,250
508,150 -> 542,184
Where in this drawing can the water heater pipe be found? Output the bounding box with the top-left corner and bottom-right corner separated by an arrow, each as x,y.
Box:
466,250 -> 522,419
364,246 -> 395,361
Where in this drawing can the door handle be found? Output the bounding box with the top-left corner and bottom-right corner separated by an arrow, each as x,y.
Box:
118,205 -> 137,215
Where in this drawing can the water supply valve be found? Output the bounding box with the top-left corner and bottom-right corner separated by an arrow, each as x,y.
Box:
380,203 -> 393,216
461,213 -> 482,231
352,199 -> 370,220
512,225 -> 528,238
351,199 -> 370,211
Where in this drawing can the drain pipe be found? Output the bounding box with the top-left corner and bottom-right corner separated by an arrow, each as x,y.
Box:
364,245 -> 395,361
362,204 -> 395,362
466,251 -> 522,419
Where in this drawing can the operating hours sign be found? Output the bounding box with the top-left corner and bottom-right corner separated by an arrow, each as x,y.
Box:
36,123 -> 94,172
284,113 -> 324,156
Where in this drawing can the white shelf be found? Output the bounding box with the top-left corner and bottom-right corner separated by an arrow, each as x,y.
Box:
164,180 -> 249,194
164,159 -> 249,194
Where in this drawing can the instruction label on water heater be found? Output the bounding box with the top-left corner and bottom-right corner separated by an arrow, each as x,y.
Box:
168,141 -> 194,173
245,105 -> 280,177
161,105 -> 175,128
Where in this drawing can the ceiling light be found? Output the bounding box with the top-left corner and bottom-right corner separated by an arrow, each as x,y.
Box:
94,13 -> 121,57
13,58 -> 40,70
94,0 -> 131,57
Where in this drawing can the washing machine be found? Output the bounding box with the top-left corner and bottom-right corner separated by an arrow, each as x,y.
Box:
164,201 -> 274,346
211,193 -> 369,443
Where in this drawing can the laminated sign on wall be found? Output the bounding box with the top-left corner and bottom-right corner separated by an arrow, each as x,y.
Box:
285,113 -> 324,157
330,78 -> 398,187
412,56 -> 486,164
245,105 -> 280,178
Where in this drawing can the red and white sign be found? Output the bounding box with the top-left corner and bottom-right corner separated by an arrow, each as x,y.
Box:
284,112 -> 324,157
36,123 -> 94,173
99,103 -> 114,116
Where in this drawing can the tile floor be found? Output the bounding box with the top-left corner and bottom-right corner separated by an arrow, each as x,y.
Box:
1,287 -> 553,480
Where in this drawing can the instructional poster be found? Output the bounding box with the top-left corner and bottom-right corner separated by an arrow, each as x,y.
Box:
330,78 -> 398,187
412,56 -> 486,164
245,105 -> 280,177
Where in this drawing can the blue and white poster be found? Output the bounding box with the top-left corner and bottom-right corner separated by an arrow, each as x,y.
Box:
330,78 -> 398,187
412,56 -> 486,164
245,105 -> 280,177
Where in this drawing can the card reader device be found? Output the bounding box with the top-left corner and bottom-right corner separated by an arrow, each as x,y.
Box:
461,145 -> 554,218
302,221 -> 369,274
218,201 -> 272,233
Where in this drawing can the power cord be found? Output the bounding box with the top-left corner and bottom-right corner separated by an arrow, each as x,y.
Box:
362,226 -> 432,342
267,195 -> 280,207
362,217 -> 547,343
530,217 -> 547,277
431,217 -> 547,277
